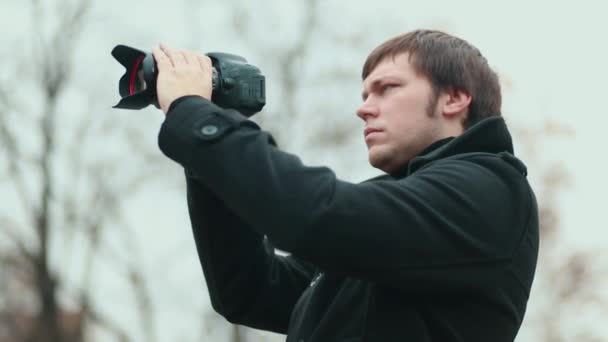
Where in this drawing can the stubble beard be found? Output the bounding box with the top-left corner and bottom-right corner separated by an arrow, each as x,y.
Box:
369,89 -> 443,173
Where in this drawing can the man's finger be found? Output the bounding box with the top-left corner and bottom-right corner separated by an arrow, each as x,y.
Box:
181,50 -> 199,65
160,43 -> 186,65
152,47 -> 172,68
198,55 -> 211,71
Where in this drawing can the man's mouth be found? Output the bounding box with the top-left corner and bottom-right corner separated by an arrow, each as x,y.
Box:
364,127 -> 382,138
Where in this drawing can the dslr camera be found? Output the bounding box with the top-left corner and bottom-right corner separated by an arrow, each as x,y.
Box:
111,45 -> 266,117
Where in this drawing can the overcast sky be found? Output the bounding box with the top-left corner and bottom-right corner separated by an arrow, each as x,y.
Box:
1,0 -> 607,341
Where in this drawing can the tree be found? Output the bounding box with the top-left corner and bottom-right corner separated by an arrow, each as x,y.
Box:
515,121 -> 608,342
0,1 -> 164,340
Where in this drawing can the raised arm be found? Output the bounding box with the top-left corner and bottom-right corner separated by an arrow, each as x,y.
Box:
183,171 -> 316,333
160,96 -> 535,294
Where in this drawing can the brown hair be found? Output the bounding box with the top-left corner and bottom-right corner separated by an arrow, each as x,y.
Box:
362,29 -> 501,128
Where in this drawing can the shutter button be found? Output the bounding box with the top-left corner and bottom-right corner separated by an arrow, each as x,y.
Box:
201,124 -> 219,136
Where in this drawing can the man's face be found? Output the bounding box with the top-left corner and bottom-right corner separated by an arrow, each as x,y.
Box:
357,53 -> 443,174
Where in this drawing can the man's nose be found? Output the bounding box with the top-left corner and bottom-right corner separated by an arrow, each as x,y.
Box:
356,100 -> 379,121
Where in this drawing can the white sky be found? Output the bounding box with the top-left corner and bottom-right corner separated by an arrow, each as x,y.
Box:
1,0 -> 607,340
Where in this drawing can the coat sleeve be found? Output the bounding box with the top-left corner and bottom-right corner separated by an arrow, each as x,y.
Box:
159,96 -> 534,293
183,167 -> 316,333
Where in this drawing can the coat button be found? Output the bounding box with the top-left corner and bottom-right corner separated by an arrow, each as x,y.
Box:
201,124 -> 219,136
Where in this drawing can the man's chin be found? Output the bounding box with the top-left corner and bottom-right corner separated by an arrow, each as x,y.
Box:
368,148 -> 391,171
369,147 -> 409,174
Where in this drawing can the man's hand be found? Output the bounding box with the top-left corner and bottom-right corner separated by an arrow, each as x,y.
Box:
152,44 -> 213,114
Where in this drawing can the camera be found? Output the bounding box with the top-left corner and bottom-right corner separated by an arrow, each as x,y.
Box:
111,45 -> 266,116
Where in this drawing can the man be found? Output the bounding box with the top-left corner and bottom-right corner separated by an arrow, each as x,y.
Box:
153,29 -> 539,341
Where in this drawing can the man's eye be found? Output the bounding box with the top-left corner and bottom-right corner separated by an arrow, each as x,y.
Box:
381,84 -> 398,93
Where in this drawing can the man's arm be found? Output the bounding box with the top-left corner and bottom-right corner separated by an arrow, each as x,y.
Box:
159,96 -> 535,293
184,172 -> 316,333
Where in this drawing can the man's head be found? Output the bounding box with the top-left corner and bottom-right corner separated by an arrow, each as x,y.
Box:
357,29 -> 501,173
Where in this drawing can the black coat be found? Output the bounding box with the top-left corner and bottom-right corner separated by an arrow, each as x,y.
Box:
158,96 -> 539,342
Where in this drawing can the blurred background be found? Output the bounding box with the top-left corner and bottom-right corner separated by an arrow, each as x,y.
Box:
1,0 -> 607,341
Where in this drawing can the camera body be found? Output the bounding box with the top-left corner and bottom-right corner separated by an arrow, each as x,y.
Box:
111,45 -> 265,117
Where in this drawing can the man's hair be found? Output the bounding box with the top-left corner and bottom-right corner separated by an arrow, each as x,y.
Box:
362,29 -> 501,128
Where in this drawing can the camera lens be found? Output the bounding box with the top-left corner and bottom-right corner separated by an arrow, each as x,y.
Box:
134,68 -> 147,93
129,56 -> 146,95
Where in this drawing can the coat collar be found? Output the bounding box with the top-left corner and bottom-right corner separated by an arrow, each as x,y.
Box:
390,116 -> 515,178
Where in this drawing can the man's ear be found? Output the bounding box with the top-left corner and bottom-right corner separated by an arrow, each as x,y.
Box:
442,88 -> 471,120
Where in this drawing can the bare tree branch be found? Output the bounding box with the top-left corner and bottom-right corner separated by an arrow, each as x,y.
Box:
252,0 -> 320,148
81,294 -> 131,342
127,267 -> 157,342
0,88 -> 37,226
0,216 -> 37,269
